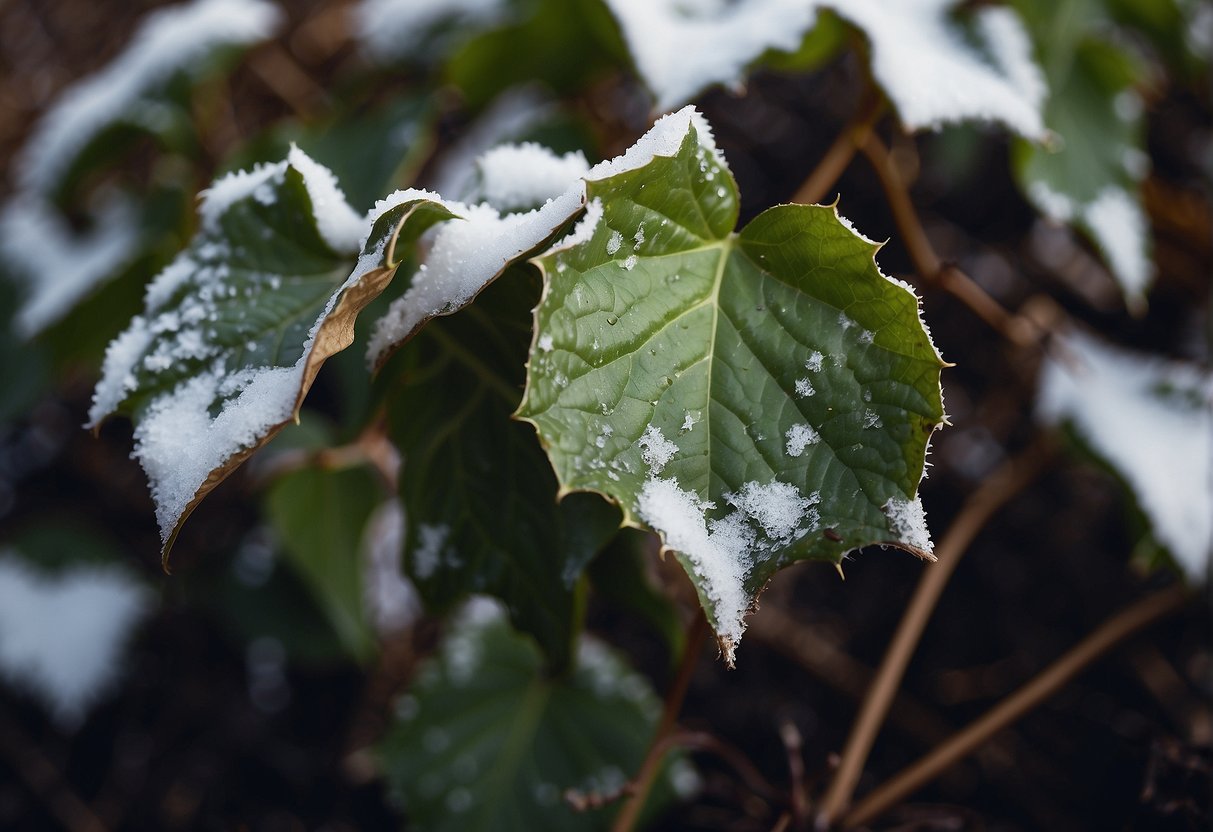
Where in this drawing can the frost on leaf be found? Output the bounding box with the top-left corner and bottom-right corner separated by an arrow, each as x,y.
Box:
1038,329 -> 1213,579
518,110 -> 947,664
88,148 -> 438,562
604,0 -> 1046,138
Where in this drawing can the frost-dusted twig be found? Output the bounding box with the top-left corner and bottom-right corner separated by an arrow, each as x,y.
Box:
815,437 -> 1055,827
791,92 -> 885,206
842,584 -> 1191,828
858,132 -> 1043,349
611,614 -> 710,832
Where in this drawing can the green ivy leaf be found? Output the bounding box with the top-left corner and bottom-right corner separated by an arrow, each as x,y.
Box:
1012,0 -> 1153,307
380,604 -> 687,831
265,463 -> 382,661
386,270 -> 621,670
517,125 -> 946,664
88,149 -> 454,563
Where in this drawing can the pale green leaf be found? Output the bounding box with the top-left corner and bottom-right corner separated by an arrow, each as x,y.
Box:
517,125 -> 946,663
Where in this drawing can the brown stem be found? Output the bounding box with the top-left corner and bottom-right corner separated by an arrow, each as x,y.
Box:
815,438 -> 1054,828
843,584 -> 1191,828
792,94 -> 886,206
857,133 -> 1042,350
611,614 -> 710,832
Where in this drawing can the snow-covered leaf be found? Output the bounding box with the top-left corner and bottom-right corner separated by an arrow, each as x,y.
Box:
354,0 -> 511,65
604,0 -> 1046,137
386,271 -> 621,669
516,113 -> 947,664
1012,0 -> 1153,307
379,602 -> 690,831
17,0 -> 281,200
88,148 -> 442,561
1037,329 -> 1213,579
0,552 -> 151,728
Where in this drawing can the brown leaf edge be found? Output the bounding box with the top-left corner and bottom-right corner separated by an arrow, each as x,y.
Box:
158,198 -> 457,569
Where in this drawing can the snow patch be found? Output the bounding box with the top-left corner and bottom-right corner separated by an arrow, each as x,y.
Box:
1082,187 -> 1151,304
354,0 -> 508,62
1038,330 -> 1213,578
0,554 -> 151,728
474,143 -> 589,210
882,495 -> 933,553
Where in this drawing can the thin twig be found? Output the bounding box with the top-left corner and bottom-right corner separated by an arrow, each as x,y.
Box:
815,438 -> 1055,828
791,93 -> 886,206
857,132 -> 1043,350
781,720 -> 810,826
611,614 -> 711,832
843,584 -> 1191,828
670,729 -> 785,803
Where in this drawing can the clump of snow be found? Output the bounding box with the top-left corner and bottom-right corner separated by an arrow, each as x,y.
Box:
1038,330 -> 1213,578
832,1 -> 1046,138
199,161 -> 285,229
638,474 -> 820,663
0,195 -> 141,336
474,143 -> 589,210
362,499 -> 421,635
637,477 -> 753,661
365,187 -> 585,365
1082,186 -> 1151,304
0,554 -> 151,728
585,106 -> 723,181
794,378 -> 815,397
785,423 -> 819,457
882,495 -> 934,553
725,481 -> 816,543
606,230 -> 624,255
1028,181 -> 1078,223
287,145 -> 365,253
604,0 -> 820,111
17,0 -> 281,197
354,0 -> 508,63
805,350 -> 824,372
639,425 -> 679,472
428,86 -> 556,200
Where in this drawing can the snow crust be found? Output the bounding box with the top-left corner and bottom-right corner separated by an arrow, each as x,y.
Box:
1038,330 -> 1213,579
1082,187 -> 1151,304
605,0 -> 1046,138
18,0 -> 281,196
835,1 -> 1046,138
0,196 -> 141,335
354,0 -> 507,62
882,495 -> 934,553
474,143 -> 589,210
0,554 -> 150,728
603,0 -> 819,111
